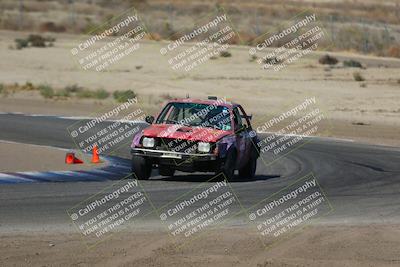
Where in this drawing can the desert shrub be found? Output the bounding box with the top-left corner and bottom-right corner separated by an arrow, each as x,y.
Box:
263,57 -> 280,65
343,60 -> 363,68
93,88 -> 110,99
0,84 -> 10,97
54,89 -> 71,98
27,34 -> 47,47
15,34 -> 55,49
319,54 -> 338,65
76,89 -> 95,98
44,36 -> 56,43
353,72 -> 365,82
63,85 -> 109,99
219,50 -> 232,58
21,82 -> 36,90
77,89 -> 109,99
113,90 -> 137,103
64,84 -> 83,93
38,84 -> 54,98
15,38 -> 29,50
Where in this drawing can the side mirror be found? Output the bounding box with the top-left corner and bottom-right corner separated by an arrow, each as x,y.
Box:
145,115 -> 155,124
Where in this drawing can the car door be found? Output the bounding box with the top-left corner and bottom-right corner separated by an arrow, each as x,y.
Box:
236,106 -> 254,167
233,107 -> 248,169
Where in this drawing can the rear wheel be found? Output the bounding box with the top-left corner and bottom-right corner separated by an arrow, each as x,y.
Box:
159,165 -> 175,176
131,156 -> 152,180
239,150 -> 257,179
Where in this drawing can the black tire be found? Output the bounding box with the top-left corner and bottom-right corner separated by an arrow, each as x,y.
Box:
159,165 -> 175,176
131,156 -> 152,180
239,151 -> 257,179
219,149 -> 236,181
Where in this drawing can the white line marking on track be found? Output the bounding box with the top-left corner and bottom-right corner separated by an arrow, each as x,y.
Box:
257,131 -> 354,143
0,112 -> 148,125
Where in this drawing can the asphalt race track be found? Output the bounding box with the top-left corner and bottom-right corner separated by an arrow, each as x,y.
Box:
0,113 -> 399,232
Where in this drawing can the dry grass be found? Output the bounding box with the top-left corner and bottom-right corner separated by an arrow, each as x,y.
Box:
0,82 -> 112,100
0,1 -> 399,57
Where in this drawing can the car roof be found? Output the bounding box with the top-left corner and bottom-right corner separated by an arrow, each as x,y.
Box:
167,98 -> 238,108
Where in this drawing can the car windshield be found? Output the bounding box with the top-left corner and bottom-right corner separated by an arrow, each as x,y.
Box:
156,102 -> 232,130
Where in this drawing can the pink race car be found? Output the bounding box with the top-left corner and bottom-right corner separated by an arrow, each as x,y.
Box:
130,97 -> 259,180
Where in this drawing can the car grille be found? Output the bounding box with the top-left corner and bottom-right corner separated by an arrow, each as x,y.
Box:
157,138 -> 198,154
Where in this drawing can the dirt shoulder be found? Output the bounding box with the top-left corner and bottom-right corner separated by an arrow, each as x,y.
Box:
1,224 -> 399,267
1,31 -> 400,148
1,97 -> 399,148
0,141 -> 105,172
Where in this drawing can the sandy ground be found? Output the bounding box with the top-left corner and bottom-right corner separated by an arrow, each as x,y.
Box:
1,96 -> 399,147
0,30 -> 399,146
1,224 -> 399,267
0,141 -> 105,172
1,30 -> 400,266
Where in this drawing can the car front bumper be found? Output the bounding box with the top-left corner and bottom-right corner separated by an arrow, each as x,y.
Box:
131,148 -> 217,161
131,148 -> 219,172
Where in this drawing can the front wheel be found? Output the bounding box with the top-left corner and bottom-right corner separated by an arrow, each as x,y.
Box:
131,156 -> 152,180
219,149 -> 236,181
239,151 -> 257,179
159,165 -> 175,176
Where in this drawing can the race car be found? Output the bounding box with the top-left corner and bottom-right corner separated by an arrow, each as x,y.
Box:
130,97 -> 259,180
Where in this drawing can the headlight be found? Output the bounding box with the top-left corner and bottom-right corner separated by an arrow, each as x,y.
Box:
142,137 -> 155,148
198,142 -> 211,153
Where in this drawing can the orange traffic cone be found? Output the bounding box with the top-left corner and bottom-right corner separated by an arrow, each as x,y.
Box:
91,145 -> 101,164
65,152 -> 83,164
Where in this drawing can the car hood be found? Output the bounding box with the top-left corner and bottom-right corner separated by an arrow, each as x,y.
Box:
143,124 -> 231,143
